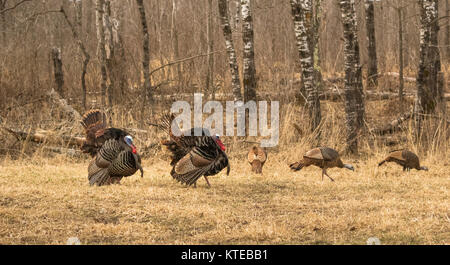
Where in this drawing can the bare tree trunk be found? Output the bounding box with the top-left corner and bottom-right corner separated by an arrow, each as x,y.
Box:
364,0 -> 378,88
447,0 -> 449,61
96,0 -> 108,107
241,0 -> 257,101
312,0 -> 323,75
171,0 -> 182,88
1,0 -> 6,44
51,47 -> 64,99
111,3 -> 127,102
218,0 -> 242,101
85,0 -> 93,42
290,0 -> 321,130
205,0 -> 215,99
103,0 -> 114,107
60,7 -> 90,111
414,0 -> 441,138
136,0 -> 152,115
338,0 -> 365,154
233,0 -> 241,30
398,7 -> 404,102
73,0 -> 82,34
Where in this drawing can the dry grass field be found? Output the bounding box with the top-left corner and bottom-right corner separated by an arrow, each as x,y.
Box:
0,150 -> 448,245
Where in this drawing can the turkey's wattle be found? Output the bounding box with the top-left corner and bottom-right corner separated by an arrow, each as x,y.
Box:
216,139 -> 226,151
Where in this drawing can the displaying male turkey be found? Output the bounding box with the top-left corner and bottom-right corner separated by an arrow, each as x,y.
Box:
81,110 -> 143,186
289,147 -> 354,181
159,113 -> 230,188
80,109 -> 129,157
378,149 -> 428,172
247,145 -> 267,174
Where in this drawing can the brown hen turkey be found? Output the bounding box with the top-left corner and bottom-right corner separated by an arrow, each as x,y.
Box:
289,147 -> 354,181
247,146 -> 267,174
378,149 -> 428,172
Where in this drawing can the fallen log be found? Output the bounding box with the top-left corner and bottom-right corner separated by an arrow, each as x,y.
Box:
42,146 -> 83,156
370,111 -> 413,136
1,127 -> 85,147
383,72 -> 416,83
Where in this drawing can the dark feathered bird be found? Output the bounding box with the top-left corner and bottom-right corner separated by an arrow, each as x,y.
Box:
81,110 -> 143,186
289,147 -> 354,181
160,113 -> 230,188
378,149 -> 428,172
247,146 -> 267,174
80,109 -> 130,157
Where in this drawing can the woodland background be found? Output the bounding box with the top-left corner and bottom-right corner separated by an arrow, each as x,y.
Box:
0,0 -> 448,245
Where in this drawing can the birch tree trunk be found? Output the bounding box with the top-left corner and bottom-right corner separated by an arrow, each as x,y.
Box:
233,0 -> 241,30
414,0 -> 441,138
136,0 -> 152,114
290,0 -> 321,130
338,0 -> 365,153
312,0 -> 323,74
205,0 -> 215,99
241,0 -> 257,101
96,0 -> 108,107
447,0 -> 449,61
364,0 -> 378,88
103,0 -> 114,107
218,0 -> 242,101
398,7 -> 404,101
171,0 -> 182,88
51,47 -> 64,98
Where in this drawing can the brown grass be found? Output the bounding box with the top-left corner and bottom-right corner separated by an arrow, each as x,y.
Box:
0,150 -> 448,245
0,86 -> 448,245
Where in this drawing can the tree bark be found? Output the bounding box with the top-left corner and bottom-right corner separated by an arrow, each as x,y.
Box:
73,0 -> 82,34
414,0 -> 441,138
136,0 -> 152,113
60,7 -> 90,110
398,7 -> 404,101
446,0 -> 449,61
103,0 -> 114,107
241,0 -> 257,101
290,0 -> 321,130
1,0 -> 7,44
95,0 -> 108,107
205,0 -> 215,99
364,0 -> 378,88
234,0 -> 241,30
171,0 -> 182,88
218,0 -> 242,101
51,47 -> 64,99
338,0 -> 365,153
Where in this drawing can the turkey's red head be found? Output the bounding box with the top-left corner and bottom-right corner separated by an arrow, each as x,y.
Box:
125,135 -> 137,154
214,134 -> 226,151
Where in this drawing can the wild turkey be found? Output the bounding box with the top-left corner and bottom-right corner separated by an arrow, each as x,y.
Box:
289,147 -> 354,181
378,149 -> 428,172
87,137 -> 144,186
247,145 -> 267,174
80,109 -> 129,157
159,113 -> 230,188
81,110 -> 143,186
